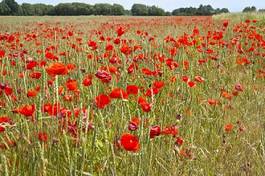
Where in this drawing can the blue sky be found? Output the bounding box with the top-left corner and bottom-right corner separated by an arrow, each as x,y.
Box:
16,0 -> 265,12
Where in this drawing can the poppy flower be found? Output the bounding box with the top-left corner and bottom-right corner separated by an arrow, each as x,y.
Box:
95,94 -> 111,109
18,104 -> 35,117
161,125 -> 178,136
195,76 -> 205,83
208,99 -> 219,106
120,44 -> 132,55
66,79 -> 78,91
38,132 -> 48,142
29,72 -> 42,79
182,76 -> 190,83
27,89 -> 39,98
150,125 -> 161,138
26,61 -> 38,70
0,116 -> 12,124
140,102 -> 152,112
126,85 -> 139,95
221,91 -> 232,100
128,117 -> 140,131
45,52 -> 58,60
0,50 -> 5,58
0,126 -> 5,132
4,86 -> 13,95
116,26 -> 125,37
187,81 -> 196,88
234,83 -> 243,92
88,40 -> 97,50
153,81 -> 164,89
83,75 -> 93,87
224,123 -> 234,133
145,88 -> 160,97
46,62 -> 68,76
109,88 -> 128,99
223,20 -> 229,28
95,70 -> 112,83
175,137 -> 184,146
120,133 -> 140,152
236,57 -> 251,65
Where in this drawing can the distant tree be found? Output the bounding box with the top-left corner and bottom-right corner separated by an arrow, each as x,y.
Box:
165,11 -> 171,16
112,3 -> 125,15
220,8 -> 229,13
259,9 -> 265,12
148,5 -> 165,16
124,9 -> 131,16
3,0 -> 20,15
172,4 -> 228,16
243,6 -> 257,12
0,0 -> 230,16
131,4 -> 149,16
94,3 -> 113,15
0,1 -> 11,15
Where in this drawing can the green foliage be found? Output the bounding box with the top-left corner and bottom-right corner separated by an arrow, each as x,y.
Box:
0,1 -> 11,15
172,4 -> 229,16
243,6 -> 257,13
2,0 -> 263,16
131,4 -> 149,16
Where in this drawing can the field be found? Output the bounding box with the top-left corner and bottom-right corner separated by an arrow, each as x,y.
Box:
0,14 -> 264,175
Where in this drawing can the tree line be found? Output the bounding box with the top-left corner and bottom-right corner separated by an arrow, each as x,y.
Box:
0,0 -> 231,16
0,0 -> 261,16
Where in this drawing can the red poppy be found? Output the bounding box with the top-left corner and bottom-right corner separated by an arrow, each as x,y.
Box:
221,91 -> 232,100
140,102 -> 152,112
66,79 -> 78,91
208,99 -> 219,106
83,75 -> 93,87
109,88 -> 128,99
224,123 -> 234,133
175,137 -> 184,146
4,86 -> 13,95
150,125 -> 161,138
161,125 -> 178,136
46,62 -> 68,76
223,20 -> 229,28
195,76 -> 205,83
128,117 -> 140,131
18,104 -> 35,117
187,81 -> 196,88
26,61 -> 38,70
153,81 -> 164,89
95,94 -> 111,109
38,132 -> 48,142
234,83 -> 243,92
45,52 -> 58,60
29,72 -> 42,79
236,57 -> 251,65
116,26 -> 125,37
0,49 -> 5,58
88,40 -> 97,50
182,76 -> 190,83
120,44 -> 132,55
120,133 -> 140,152
27,89 -> 39,98
145,87 -> 160,97
126,85 -> 139,95
43,103 -> 60,116
0,126 -> 5,132
0,116 -> 12,124
95,70 -> 112,83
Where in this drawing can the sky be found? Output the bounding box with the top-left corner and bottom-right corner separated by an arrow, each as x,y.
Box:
16,0 -> 265,12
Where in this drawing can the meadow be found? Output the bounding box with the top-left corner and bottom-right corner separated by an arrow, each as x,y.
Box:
0,14 -> 264,175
